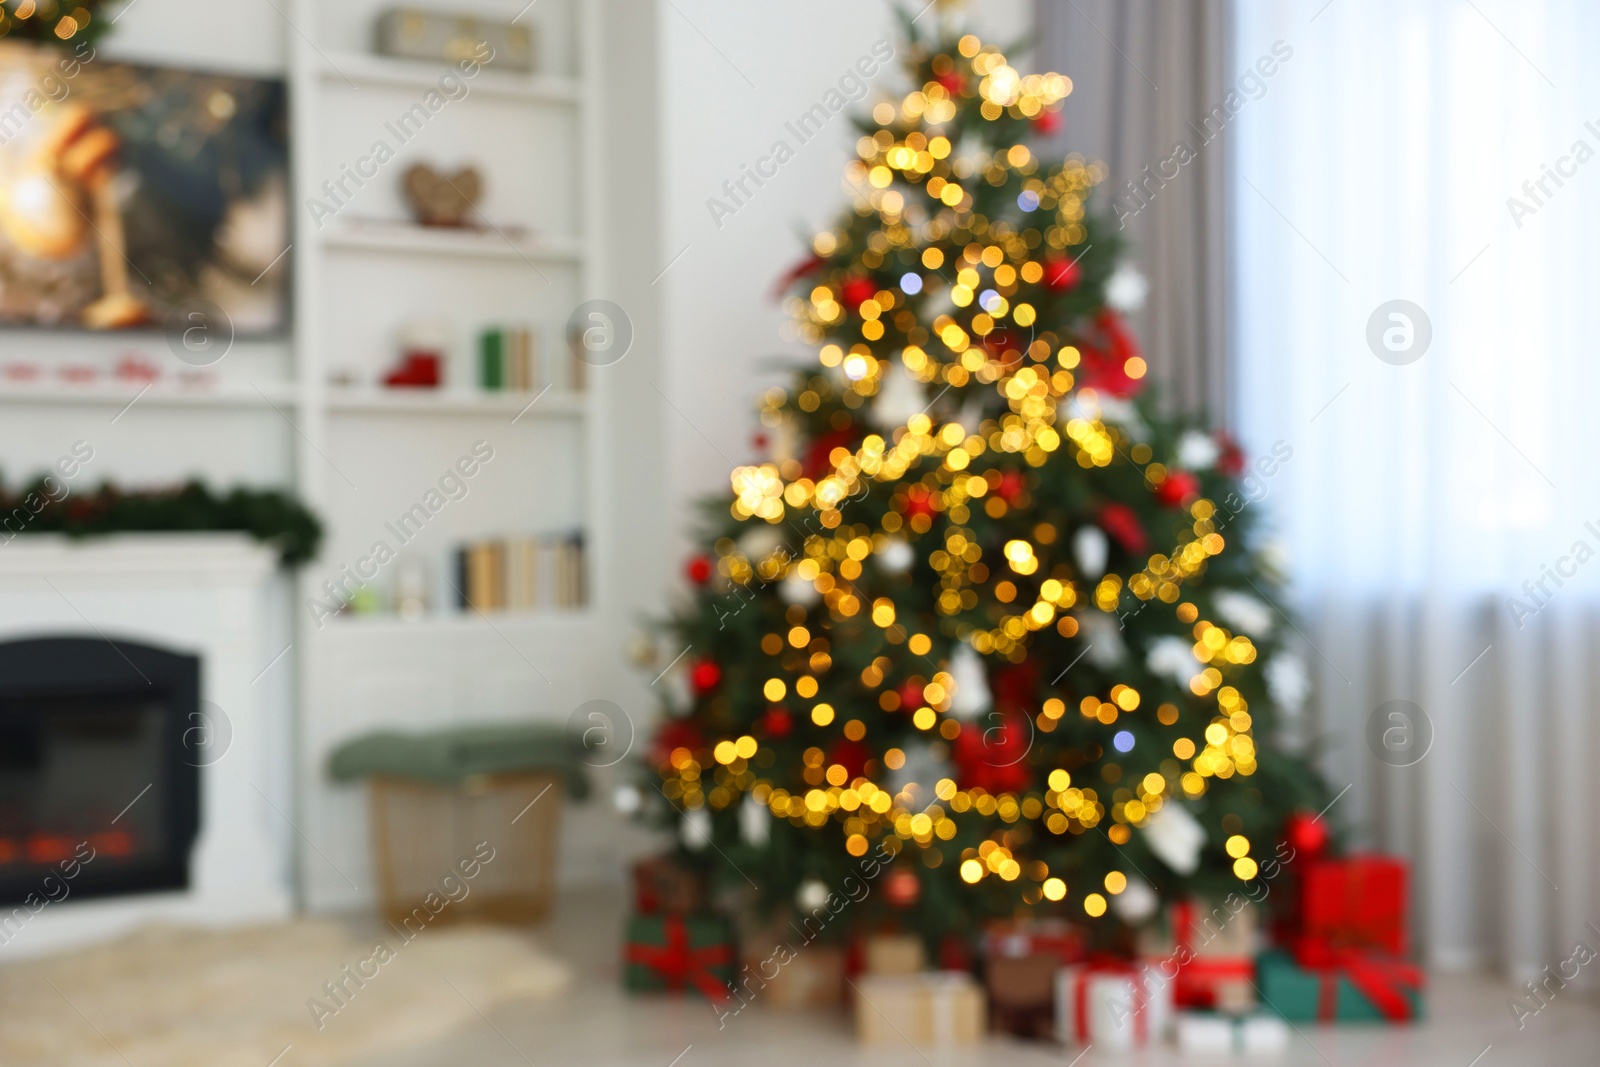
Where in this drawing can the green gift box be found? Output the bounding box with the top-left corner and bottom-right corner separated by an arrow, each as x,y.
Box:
624,913 -> 736,1000
1257,950 -> 1424,1023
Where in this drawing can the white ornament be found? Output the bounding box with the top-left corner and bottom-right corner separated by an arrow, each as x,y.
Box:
795,877 -> 830,912
1177,431 -> 1221,471
680,807 -> 712,852
885,741 -> 953,810
1092,396 -> 1148,438
873,358 -> 927,430
1075,611 -> 1128,668
1072,525 -> 1109,579
613,783 -> 642,815
770,419 -> 800,464
1110,876 -> 1161,925
878,538 -> 915,573
779,571 -> 821,607
1106,263 -> 1149,312
740,793 -> 770,847
1214,590 -> 1275,638
1266,653 -> 1311,713
947,643 -> 992,719
1145,635 -> 1199,689
1141,801 -> 1205,875
666,668 -> 693,716
737,525 -> 784,563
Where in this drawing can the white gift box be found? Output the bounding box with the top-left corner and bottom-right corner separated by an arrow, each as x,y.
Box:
1175,1012 -> 1292,1056
1055,960 -> 1174,1050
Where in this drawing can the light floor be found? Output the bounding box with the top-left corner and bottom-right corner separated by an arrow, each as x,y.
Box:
352,889 -> 1600,1067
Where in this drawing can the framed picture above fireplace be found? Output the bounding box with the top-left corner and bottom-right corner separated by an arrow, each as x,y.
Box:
0,42 -> 289,332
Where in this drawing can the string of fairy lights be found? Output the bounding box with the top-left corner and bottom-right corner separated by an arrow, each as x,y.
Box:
663,33 -> 1270,917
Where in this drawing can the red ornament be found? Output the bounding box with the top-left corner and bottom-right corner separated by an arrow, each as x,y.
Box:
803,426 -> 857,480
1032,109 -> 1062,136
994,469 -> 1026,505
840,276 -> 877,310
902,484 -> 938,520
936,70 -> 964,95
1216,433 -> 1247,477
760,706 -> 793,740
1156,469 -> 1201,508
950,709 -> 1033,794
827,739 -> 870,780
1042,257 -> 1082,292
769,252 -> 826,301
1283,811 -> 1330,859
689,659 -> 722,694
884,866 -> 922,908
1096,502 -> 1148,556
650,720 -> 704,767
898,679 -> 925,711
1074,311 -> 1145,398
991,659 -> 1040,714
685,556 -> 713,584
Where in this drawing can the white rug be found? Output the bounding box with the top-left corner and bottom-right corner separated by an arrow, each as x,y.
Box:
0,919 -> 571,1066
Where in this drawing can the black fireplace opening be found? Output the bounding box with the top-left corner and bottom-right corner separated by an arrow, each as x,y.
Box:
0,637 -> 202,906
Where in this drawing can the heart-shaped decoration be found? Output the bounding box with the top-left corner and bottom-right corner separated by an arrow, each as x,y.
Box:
402,163 -> 481,227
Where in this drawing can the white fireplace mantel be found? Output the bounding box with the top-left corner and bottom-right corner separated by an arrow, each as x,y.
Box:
0,533 -> 294,959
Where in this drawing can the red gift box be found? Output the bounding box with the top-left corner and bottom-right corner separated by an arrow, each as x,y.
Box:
631,854 -> 703,914
983,918 -> 1089,965
1143,900 -> 1257,1011
1298,855 -> 1408,960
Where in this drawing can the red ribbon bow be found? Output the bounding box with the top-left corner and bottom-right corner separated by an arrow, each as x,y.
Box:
626,916 -> 732,1001
1303,948 -> 1422,1022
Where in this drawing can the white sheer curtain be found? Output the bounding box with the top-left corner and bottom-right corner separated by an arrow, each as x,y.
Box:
1232,0 -> 1600,981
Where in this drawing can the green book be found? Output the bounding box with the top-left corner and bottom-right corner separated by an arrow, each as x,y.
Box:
479,328 -> 504,391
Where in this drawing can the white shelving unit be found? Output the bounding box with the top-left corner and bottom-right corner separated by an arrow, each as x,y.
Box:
0,0 -> 622,916
283,0 -> 609,912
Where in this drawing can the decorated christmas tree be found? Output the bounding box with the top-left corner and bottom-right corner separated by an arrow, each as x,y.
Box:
638,14 -> 1328,944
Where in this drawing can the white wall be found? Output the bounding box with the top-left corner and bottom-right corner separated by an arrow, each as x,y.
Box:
657,0 -> 1032,549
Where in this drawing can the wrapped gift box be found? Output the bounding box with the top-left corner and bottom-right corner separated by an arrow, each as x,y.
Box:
1175,1011 -> 1292,1055
762,944 -> 847,1009
631,854 -> 703,914
986,953 -> 1059,1038
854,972 -> 986,1046
983,917 -> 1089,965
624,913 -> 736,1000
1056,960 -> 1174,1050
1257,949 -> 1424,1023
864,933 -> 926,975
1299,855 -> 1408,958
1139,899 -> 1258,1011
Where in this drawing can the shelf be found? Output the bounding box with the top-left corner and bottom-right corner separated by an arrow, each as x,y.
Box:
321,224 -> 585,264
317,51 -> 580,103
325,388 -> 585,417
319,608 -> 594,635
0,380 -> 298,409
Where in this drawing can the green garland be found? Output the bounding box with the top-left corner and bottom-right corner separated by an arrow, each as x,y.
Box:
0,1 -> 112,47
0,476 -> 322,565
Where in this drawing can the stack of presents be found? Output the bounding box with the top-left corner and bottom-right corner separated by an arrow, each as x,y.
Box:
623,848 -> 1423,1052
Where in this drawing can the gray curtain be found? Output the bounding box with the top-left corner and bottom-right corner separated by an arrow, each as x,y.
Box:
1032,0 -> 1230,424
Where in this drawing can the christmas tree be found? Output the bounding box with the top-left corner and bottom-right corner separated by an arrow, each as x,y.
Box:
640,14 -> 1328,943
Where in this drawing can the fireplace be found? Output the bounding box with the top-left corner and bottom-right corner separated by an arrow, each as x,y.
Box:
0,637 -> 202,906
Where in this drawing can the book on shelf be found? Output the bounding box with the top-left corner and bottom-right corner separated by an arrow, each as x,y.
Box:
454,532 -> 584,613
478,325 -> 556,394
478,323 -> 590,395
